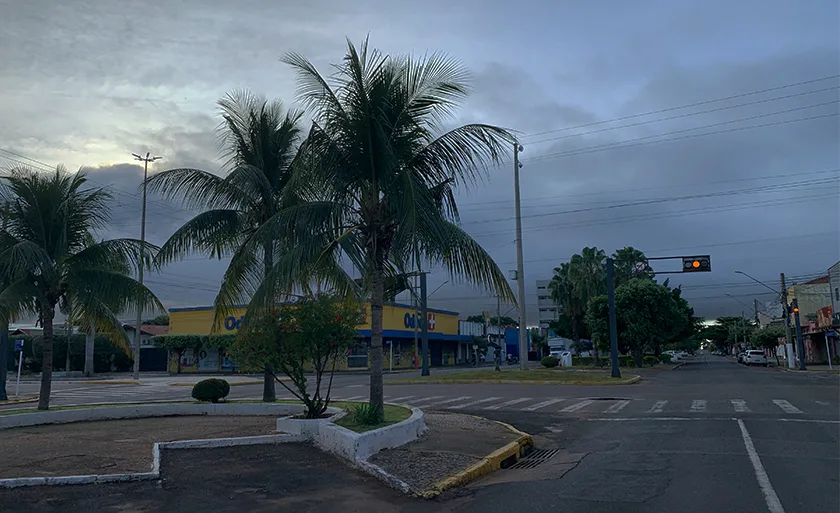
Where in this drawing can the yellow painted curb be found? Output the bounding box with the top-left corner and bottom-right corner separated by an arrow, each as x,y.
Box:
74,380 -> 142,385
0,395 -> 38,405
419,417 -> 533,499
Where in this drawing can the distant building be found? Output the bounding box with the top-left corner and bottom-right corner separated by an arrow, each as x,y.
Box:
536,280 -> 559,330
786,274 -> 835,364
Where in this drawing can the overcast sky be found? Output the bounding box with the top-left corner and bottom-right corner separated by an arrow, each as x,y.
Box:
1,0 -> 838,324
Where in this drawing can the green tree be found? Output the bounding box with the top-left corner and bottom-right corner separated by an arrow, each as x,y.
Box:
0,166 -> 163,409
753,325 -> 785,366
143,314 -> 170,326
242,39 -> 515,421
465,314 -> 517,326
548,263 -> 584,341
612,246 -> 653,287
146,90 -> 303,402
232,294 -> 360,418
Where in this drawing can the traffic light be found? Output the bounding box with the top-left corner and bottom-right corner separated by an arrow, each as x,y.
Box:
681,255 -> 711,273
791,299 -> 799,314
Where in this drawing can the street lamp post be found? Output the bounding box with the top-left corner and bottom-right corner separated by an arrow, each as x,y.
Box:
131,152 -> 161,380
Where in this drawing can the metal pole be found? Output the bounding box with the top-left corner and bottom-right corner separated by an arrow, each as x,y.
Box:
513,141 -> 528,371
792,299 -> 806,370
826,339 -> 833,370
131,152 -> 161,380
15,343 -> 23,397
420,272 -> 430,376
606,258 -> 621,378
413,275 -> 419,369
754,298 -> 760,329
780,273 -> 794,368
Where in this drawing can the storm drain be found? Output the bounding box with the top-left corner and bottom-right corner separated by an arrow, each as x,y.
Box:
508,449 -> 560,470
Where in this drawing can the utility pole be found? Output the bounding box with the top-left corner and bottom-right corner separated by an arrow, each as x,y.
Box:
131,152 -> 162,380
0,205 -> 9,400
413,274 -> 419,369
780,273 -> 794,368
792,298 -> 806,370
606,258 -> 621,378
754,298 -> 760,329
420,272 -> 430,376
497,295 -> 501,360
513,141 -> 527,370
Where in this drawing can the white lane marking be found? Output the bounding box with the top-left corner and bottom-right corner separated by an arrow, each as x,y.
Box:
772,399 -> 802,414
424,396 -> 472,408
406,395 -> 444,406
647,400 -> 668,413
522,398 -> 565,411
690,400 -> 707,412
545,425 -> 563,433
484,397 -> 532,410
777,418 -> 840,424
589,417 -> 840,424
737,419 -> 786,513
345,384 -> 364,388
603,400 -> 631,414
814,400 -> 830,406
447,397 -> 502,410
387,396 -> 415,403
731,399 -> 751,413
560,400 -> 594,413
336,395 -> 365,401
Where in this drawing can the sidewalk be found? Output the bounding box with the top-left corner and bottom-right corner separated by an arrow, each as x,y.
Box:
368,411 -> 532,497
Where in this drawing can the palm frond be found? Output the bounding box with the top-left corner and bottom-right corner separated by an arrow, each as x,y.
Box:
66,238 -> 159,275
155,209 -> 249,266
144,168 -> 242,212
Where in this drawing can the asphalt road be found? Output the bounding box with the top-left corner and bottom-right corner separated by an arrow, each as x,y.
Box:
3,354 -> 838,513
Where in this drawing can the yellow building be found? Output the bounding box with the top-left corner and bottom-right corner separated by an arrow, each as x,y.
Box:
167,302 -> 472,373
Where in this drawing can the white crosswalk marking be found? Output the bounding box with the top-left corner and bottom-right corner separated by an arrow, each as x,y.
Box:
647,400 -> 668,413
447,397 -> 502,410
484,397 -> 532,410
731,399 -> 751,413
560,400 -> 594,413
424,396 -> 472,408
522,398 -> 565,411
690,400 -> 706,412
603,400 -> 631,413
387,396 -> 416,403
773,399 -> 803,414
406,395 -> 444,406
337,395 -> 365,401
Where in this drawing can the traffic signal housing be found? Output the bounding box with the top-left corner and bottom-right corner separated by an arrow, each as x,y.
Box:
682,255 -> 711,273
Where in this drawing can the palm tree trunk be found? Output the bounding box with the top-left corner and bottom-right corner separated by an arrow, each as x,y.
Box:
84,320 -> 95,377
0,315 -> 8,401
38,304 -> 55,410
369,265 -> 385,420
262,240 -> 276,402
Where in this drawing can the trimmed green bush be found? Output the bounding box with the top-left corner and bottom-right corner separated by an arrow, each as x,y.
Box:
660,354 -> 673,364
643,355 -> 658,367
618,355 -> 635,367
540,356 -> 559,368
191,378 -> 230,403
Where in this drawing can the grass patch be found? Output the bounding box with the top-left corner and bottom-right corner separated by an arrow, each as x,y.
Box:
389,368 -> 640,385
331,402 -> 412,433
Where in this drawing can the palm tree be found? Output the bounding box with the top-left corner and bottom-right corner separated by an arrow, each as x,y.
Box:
240,39 -> 516,420
0,165 -> 163,409
145,90 -> 303,401
568,247 -> 606,360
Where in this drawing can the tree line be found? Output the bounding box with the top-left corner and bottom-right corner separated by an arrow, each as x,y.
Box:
0,38 -> 515,419
547,246 -> 701,366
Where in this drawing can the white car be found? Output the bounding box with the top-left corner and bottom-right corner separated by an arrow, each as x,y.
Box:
664,350 -> 681,361
744,350 -> 768,366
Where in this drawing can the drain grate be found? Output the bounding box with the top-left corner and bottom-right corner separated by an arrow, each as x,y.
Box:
508,448 -> 560,469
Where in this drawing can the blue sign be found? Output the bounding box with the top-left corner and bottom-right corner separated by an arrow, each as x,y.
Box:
224,316 -> 245,330
13,339 -> 23,352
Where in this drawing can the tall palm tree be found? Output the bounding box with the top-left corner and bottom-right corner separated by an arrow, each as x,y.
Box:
145,90 -> 303,401
0,166 -> 163,409
568,246 -> 606,360
240,39 -> 516,420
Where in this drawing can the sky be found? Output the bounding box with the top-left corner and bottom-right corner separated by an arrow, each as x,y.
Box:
1,0 -> 838,324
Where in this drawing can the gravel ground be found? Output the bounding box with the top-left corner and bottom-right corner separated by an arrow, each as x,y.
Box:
369,412 -> 516,492
0,416 -> 277,478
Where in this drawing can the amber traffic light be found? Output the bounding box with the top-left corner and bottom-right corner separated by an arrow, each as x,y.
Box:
682,255 -> 711,272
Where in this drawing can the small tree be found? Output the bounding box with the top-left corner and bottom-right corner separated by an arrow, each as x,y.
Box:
753,325 -> 785,366
233,294 -> 360,418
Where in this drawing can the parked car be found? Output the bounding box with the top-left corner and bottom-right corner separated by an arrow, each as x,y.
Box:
744,350 -> 768,367
737,352 -> 746,364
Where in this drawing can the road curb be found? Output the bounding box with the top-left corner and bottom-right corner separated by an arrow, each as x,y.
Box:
168,380 -> 267,387
0,396 -> 38,406
779,367 -> 839,375
419,417 -> 533,499
392,377 -> 641,386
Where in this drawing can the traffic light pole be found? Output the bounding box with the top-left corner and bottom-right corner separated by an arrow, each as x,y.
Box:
606,258 -> 621,378
792,298 -> 806,371
780,273 -> 795,368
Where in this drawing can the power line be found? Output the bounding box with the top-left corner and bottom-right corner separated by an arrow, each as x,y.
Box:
520,75 -> 840,139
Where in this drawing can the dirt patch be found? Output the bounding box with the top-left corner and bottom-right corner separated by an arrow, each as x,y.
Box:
0,443 -> 423,513
0,416 -> 277,478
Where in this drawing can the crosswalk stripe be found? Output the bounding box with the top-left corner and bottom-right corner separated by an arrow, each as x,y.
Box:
405,395 -> 444,406
690,400 -> 706,412
772,399 -> 803,414
422,396 -> 472,408
522,398 -> 565,411
387,396 -> 416,403
603,400 -> 631,413
731,399 -> 751,413
337,395 -> 365,401
484,398 -> 532,410
560,400 -> 594,413
647,400 -> 668,413
447,397 -> 502,410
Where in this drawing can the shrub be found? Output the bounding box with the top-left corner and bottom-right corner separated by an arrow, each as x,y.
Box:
351,403 -> 382,425
833,355 -> 840,365
541,356 -> 559,368
618,355 -> 635,367
643,355 -> 658,367
660,354 -> 673,364
191,378 -> 230,403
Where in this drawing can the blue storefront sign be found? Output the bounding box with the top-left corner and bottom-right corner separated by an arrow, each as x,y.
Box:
13,339 -> 23,352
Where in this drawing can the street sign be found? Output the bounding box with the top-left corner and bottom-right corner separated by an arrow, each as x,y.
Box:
13,339 -> 23,352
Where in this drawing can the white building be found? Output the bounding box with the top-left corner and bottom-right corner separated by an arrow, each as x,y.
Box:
536,280 -> 559,330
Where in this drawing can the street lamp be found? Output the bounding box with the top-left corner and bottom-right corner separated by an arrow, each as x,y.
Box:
734,270 -> 779,294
